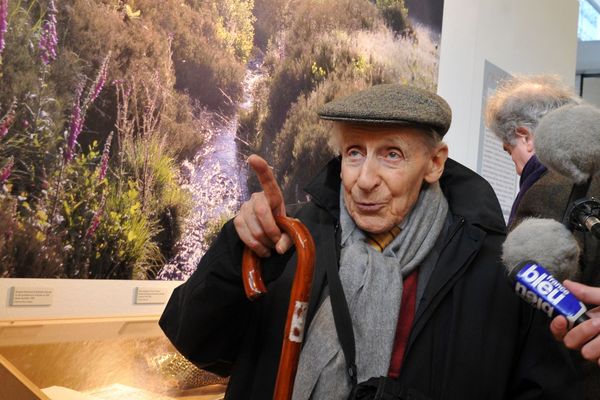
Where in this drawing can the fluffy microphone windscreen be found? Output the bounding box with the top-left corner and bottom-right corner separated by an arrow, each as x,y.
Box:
535,104 -> 600,184
502,218 -> 580,282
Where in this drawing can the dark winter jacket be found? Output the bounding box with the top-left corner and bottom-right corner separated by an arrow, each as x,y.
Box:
160,157 -> 580,399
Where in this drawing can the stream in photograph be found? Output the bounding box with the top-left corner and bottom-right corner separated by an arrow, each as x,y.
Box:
157,60 -> 263,280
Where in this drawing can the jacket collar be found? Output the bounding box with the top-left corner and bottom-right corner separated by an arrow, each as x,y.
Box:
303,156 -> 342,221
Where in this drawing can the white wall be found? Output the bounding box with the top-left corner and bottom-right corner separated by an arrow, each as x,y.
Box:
437,0 -> 579,170
0,278 -> 181,320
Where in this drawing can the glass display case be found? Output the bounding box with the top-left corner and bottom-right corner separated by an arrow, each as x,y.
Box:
0,279 -> 227,400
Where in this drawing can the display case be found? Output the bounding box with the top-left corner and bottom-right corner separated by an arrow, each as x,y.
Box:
0,279 -> 227,400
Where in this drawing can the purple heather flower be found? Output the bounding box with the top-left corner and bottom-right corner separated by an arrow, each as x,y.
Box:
64,80 -> 84,162
39,0 -> 58,65
0,156 -> 14,184
98,131 -> 113,181
0,106 -> 15,139
0,122 -> 8,138
89,53 -> 110,104
124,84 -> 132,100
85,196 -> 105,239
0,0 -> 7,56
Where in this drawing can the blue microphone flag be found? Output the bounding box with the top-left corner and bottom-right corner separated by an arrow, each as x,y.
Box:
510,261 -> 588,325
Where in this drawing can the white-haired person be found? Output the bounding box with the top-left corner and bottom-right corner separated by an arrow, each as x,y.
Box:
485,74 -> 580,227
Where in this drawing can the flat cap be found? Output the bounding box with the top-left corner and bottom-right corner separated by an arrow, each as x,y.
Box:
318,84 -> 452,136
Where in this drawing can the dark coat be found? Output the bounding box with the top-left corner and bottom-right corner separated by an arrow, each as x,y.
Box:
160,158 -> 580,400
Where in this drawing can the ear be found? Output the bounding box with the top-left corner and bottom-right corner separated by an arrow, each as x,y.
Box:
515,126 -> 535,152
424,143 -> 449,184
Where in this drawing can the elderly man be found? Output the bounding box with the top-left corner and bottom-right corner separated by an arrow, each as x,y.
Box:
160,84 -> 578,399
484,75 -> 580,227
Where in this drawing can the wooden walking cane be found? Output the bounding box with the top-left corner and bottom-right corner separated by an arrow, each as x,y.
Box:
242,215 -> 316,400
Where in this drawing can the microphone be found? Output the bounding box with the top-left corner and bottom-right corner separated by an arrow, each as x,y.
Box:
535,103 -> 600,185
507,260 -> 589,326
566,197 -> 600,239
502,218 -> 588,325
502,218 -> 581,283
535,104 -> 600,239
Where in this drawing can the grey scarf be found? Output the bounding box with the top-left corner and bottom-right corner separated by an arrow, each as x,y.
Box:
292,182 -> 449,400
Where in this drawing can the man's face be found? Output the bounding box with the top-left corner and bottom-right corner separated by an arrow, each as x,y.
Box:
340,125 -> 447,234
502,133 -> 534,175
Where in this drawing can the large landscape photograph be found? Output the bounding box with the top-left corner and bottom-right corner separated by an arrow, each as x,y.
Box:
0,0 -> 444,280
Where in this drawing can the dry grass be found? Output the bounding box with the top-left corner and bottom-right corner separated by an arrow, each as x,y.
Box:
352,23 -> 439,90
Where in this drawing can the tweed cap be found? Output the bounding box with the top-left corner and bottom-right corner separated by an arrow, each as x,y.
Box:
318,84 -> 452,136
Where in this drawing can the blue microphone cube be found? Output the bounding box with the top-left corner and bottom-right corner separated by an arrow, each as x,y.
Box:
511,261 -> 587,324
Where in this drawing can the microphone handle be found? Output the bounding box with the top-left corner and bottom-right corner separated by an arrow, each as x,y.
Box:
569,197 -> 600,239
589,219 -> 600,239
575,312 -> 590,326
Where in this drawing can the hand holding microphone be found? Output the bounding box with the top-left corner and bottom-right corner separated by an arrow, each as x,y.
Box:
550,281 -> 600,365
503,217 -> 600,364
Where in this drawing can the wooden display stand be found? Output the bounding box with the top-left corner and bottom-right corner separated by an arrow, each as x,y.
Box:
0,280 -> 226,400
0,354 -> 49,400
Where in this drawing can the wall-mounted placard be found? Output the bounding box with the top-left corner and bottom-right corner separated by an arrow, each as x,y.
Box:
9,287 -> 53,307
134,287 -> 169,305
477,60 -> 519,224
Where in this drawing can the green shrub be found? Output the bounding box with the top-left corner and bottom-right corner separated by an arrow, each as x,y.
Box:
212,0 -> 256,62
0,196 -> 64,278
54,0 -> 212,159
263,0 -> 378,131
86,180 -> 164,279
252,0 -> 288,50
0,0 -> 200,279
114,75 -> 193,270
373,0 -> 413,36
203,212 -> 234,248
138,0 -> 247,111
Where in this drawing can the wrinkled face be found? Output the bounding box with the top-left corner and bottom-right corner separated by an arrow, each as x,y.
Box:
340,124 -> 447,234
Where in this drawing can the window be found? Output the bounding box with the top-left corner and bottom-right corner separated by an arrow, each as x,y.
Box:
579,0 -> 600,41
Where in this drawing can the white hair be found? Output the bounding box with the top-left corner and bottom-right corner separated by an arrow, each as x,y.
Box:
485,75 -> 580,145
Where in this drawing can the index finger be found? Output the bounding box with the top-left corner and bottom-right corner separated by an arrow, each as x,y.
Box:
248,154 -> 285,216
564,319 -> 600,351
564,280 -> 600,305
550,315 -> 568,341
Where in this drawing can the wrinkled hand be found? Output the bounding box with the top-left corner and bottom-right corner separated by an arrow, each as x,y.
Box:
550,280 -> 600,364
233,154 -> 292,258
